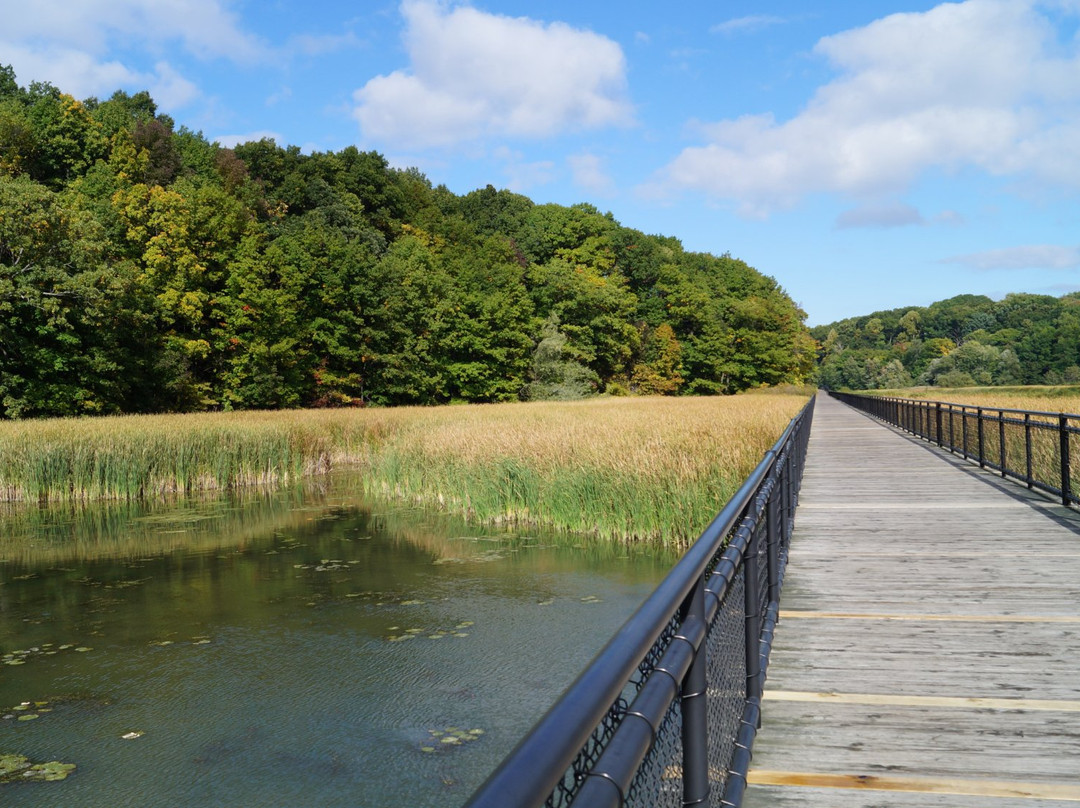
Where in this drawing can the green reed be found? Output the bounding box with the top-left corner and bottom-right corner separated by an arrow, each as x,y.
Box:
0,395 -> 808,545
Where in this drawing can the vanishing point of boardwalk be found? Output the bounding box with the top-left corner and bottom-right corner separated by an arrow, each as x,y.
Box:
744,394 -> 1080,807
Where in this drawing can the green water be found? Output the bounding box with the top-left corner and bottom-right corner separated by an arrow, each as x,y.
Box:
0,473 -> 670,807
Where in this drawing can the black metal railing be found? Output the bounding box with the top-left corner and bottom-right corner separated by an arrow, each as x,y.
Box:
464,396 -> 816,808
831,392 -> 1079,508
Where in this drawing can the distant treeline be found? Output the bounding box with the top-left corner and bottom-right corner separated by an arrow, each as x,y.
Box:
0,65 -> 813,419
812,292 -> 1080,390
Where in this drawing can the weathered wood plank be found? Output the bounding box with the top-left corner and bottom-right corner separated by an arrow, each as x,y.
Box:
743,394 -> 1080,806
745,783 -> 1077,808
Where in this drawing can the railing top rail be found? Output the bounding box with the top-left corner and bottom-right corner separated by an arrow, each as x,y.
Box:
841,392 -> 1080,421
463,396 -> 814,808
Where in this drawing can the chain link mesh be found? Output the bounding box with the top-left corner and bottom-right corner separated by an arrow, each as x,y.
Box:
543,615 -> 681,808
624,695 -> 683,808
544,693 -> 630,808
706,566 -> 747,805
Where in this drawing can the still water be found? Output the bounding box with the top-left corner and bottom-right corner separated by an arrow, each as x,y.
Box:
0,473 -> 670,807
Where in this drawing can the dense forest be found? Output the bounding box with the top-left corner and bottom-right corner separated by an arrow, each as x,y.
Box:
813,292 -> 1080,390
0,66 -> 813,419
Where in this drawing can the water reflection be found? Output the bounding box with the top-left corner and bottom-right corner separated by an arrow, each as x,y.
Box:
0,471 -> 670,807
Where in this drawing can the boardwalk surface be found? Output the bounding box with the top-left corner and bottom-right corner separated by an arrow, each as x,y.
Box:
743,394 -> 1080,807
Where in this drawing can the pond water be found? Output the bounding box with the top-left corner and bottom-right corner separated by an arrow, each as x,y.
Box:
0,473 -> 670,807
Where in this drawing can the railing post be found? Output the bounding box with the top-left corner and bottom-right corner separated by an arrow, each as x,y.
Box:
962,407 -> 969,460
681,578 -> 710,807
1025,413 -> 1033,488
936,402 -> 943,447
999,413 -> 1006,478
767,485 -> 780,605
743,522 -> 763,723
1060,415 -> 1072,507
977,408 -> 985,468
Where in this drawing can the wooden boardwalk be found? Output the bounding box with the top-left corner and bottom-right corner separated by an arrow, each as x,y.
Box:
743,394 -> 1080,807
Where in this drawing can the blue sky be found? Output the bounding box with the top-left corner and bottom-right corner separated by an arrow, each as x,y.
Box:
2,0 -> 1079,325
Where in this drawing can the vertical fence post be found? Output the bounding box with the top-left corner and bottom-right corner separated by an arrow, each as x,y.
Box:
681,578 -> 710,807
977,408 -> 985,468
766,485 -> 780,605
1025,413 -> 1033,489
743,521 -> 763,724
936,402 -> 943,447
962,407 -> 969,460
998,413 -> 1006,478
1060,415 -> 1072,507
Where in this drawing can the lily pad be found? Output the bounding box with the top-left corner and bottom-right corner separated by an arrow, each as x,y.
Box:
419,726 -> 486,753
0,753 -> 76,783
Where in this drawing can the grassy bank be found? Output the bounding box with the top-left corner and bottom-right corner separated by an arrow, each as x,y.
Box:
0,394 -> 808,545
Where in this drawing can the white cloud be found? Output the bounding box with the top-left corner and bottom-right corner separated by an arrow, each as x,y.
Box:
213,130 -> 285,149
944,244 -> 1080,270
494,146 -> 556,191
149,62 -> 199,109
569,153 -> 616,196
0,0 -> 267,63
353,1 -> 632,149
0,0 -> 265,107
286,32 -> 361,57
710,15 -> 789,36
835,202 -> 925,229
656,0 -> 1080,214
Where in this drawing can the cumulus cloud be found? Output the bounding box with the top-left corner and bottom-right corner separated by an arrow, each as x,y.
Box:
835,202 -> 925,229
710,15 -> 789,36
213,130 -> 285,149
353,1 -> 632,149
493,146 -> 556,191
569,153 -> 616,196
0,0 -> 267,106
0,0 -> 267,63
944,244 -> 1080,270
656,0 -> 1080,214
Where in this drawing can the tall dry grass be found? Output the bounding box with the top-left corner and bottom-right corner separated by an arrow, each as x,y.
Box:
873,386 -> 1080,415
0,395 -> 808,545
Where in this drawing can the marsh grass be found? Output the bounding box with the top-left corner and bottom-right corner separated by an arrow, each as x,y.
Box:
0,395 -> 807,545
871,385 -> 1080,415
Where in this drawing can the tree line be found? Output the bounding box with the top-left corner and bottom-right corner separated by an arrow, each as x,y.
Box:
0,66 -> 814,418
813,291 -> 1080,390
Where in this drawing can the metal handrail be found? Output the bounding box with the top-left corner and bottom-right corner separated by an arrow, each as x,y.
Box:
831,392 -> 1078,508
464,395 -> 816,808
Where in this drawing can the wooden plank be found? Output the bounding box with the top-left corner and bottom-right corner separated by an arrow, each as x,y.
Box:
747,771 -> 1080,801
780,610 -> 1080,621
751,700 -> 1080,783
744,784 -> 1075,808
764,689 -> 1080,712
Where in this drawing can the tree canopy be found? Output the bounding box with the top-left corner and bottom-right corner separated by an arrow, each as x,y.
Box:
813,292 -> 1080,390
0,67 -> 813,418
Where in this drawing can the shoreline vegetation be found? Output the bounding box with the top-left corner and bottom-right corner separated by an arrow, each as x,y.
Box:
0,392 -> 810,546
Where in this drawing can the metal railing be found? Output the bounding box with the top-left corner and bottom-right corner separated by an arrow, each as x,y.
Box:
464,396 -> 815,808
831,392 -> 1079,508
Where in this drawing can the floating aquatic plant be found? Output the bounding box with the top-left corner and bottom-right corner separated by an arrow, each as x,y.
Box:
385,622 -> 475,643
0,753 -> 75,783
2,644 -> 92,666
419,727 -> 485,753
